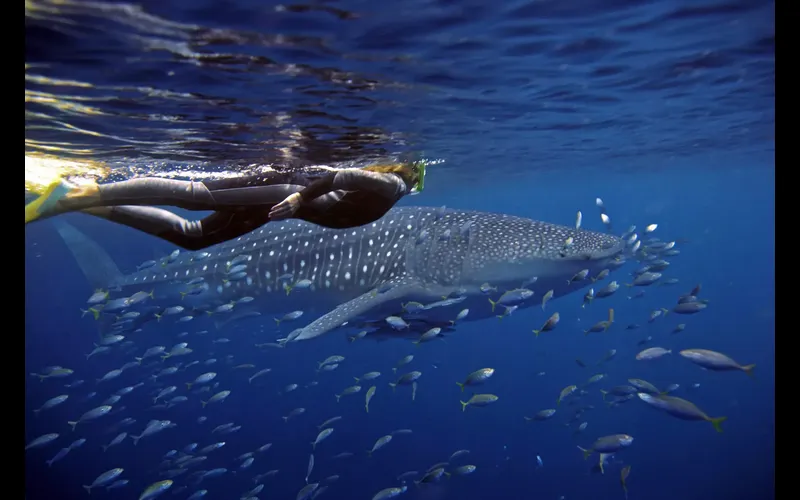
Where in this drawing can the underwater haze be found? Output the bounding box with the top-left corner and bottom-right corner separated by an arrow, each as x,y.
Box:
25,1 -> 774,500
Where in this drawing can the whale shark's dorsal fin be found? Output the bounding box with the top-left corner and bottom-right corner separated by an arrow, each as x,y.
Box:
292,276 -> 426,341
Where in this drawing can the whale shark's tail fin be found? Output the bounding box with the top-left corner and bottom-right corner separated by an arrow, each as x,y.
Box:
53,220 -> 124,290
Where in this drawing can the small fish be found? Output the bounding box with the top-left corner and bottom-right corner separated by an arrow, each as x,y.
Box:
222,271 -> 247,283
595,281 -> 619,298
86,290 -> 109,305
354,371 -> 381,383
389,371 -> 421,391
365,386 -> 376,413
84,468 -> 124,493
138,479 -> 173,500
102,432 -> 127,452
637,393 -> 727,432
386,316 -> 409,330
533,312 -> 560,337
583,309 -> 614,335
372,486 -> 408,500
367,435 -> 393,457
186,372 -> 216,390
679,349 -> 754,376
557,385 -> 576,405
335,386 -> 361,402
628,272 -> 662,287
283,407 -> 306,422
541,290 -> 554,310
577,435 -> 634,474
275,310 -> 303,325
33,395 -> 69,415
285,278 -> 313,295
26,433 -> 59,450
673,302 -> 708,314
392,355 -> 414,373
456,368 -> 495,391
106,479 -> 129,491
525,409 -> 556,421
318,355 -> 345,369
648,308 -> 669,322
662,383 -> 680,394
568,269 -> 589,285
311,428 -> 334,450
200,390 -> 231,407
635,347 -> 672,361
600,385 -> 638,400
416,467 -> 449,485
449,308 -> 469,325
600,349 -> 617,363
45,447 -> 71,467
348,330 -> 369,342
126,290 -> 154,305
621,465 -> 632,499
581,288 -> 594,308
562,236 -> 575,255
68,405 -> 112,431
488,288 -> 534,312
628,378 -> 660,394
31,367 -> 74,382
413,327 -> 442,345
248,368 -> 272,384
460,393 -> 499,411
585,373 -> 607,386
454,464 -> 477,475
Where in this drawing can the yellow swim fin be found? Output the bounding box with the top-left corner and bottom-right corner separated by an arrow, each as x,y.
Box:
25,178 -> 72,224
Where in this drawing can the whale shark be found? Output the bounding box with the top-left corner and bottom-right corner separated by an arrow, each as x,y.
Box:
54,206 -> 626,341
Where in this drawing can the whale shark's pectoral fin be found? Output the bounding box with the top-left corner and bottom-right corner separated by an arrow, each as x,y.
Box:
292,277 -> 425,341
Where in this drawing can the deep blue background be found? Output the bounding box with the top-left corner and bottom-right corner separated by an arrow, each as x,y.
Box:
25,1 -> 773,499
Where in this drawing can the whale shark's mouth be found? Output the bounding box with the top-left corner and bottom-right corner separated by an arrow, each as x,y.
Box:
589,238 -> 626,261
558,237 -> 626,262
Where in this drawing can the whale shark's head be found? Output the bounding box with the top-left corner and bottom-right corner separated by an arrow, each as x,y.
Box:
460,212 -> 625,285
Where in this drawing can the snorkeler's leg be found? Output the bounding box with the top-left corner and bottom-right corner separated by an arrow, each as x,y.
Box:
66,178 -> 219,211
27,172 -> 308,224
26,177 -> 220,224
81,206 -> 272,251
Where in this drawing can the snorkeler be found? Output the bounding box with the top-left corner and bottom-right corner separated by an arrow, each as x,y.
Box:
24,161 -> 427,251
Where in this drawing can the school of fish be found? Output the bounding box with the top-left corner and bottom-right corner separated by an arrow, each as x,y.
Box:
25,198 -> 753,500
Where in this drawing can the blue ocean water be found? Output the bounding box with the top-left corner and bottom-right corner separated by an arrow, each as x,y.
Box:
25,1 -> 774,500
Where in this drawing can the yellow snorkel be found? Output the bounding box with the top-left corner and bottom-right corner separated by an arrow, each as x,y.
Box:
409,161 -> 426,195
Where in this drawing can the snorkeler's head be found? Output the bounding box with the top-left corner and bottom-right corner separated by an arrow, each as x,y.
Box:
364,161 -> 426,194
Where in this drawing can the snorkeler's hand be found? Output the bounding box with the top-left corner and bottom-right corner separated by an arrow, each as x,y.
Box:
269,192 -> 302,220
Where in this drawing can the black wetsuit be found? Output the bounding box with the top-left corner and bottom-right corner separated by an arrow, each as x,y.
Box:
63,169 -> 410,250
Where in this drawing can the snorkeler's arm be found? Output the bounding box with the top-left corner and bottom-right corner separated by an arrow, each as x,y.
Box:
296,173 -> 337,203
298,169 -> 406,203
